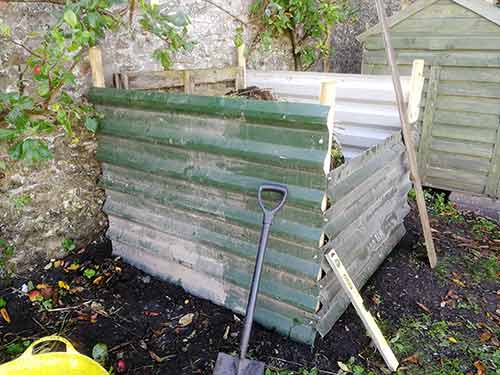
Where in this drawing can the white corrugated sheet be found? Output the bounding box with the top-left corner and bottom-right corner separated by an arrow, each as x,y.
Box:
247,70 -> 412,160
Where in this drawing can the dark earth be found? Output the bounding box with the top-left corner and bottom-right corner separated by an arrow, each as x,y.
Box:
0,195 -> 498,375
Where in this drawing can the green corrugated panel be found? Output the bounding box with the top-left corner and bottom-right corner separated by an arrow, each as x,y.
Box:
91,88 -> 328,345
91,88 -> 410,345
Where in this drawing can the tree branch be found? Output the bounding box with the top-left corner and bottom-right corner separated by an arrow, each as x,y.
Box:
7,38 -> 44,60
200,0 -> 248,26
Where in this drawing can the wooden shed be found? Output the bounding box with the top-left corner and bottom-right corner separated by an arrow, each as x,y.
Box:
358,0 -> 500,198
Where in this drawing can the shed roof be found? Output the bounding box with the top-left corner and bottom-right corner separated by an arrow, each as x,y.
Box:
357,0 -> 500,41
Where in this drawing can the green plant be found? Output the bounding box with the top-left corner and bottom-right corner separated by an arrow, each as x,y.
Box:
62,238 -> 76,253
138,0 -> 193,69
250,0 -> 355,71
11,193 -> 32,211
84,267 -> 97,279
424,191 -> 463,222
472,217 -> 499,239
0,1 -> 192,164
0,239 -> 15,278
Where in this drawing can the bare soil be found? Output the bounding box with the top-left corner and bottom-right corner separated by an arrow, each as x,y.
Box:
0,202 -> 498,374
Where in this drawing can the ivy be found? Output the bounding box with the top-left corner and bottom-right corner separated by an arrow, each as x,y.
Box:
250,0 -> 355,71
0,1 -> 192,163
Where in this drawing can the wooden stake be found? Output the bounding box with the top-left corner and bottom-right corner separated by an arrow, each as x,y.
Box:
88,46 -> 105,88
325,249 -> 399,372
407,60 -> 425,125
374,0 -> 437,268
183,71 -> 194,94
319,80 -> 336,175
237,44 -> 247,89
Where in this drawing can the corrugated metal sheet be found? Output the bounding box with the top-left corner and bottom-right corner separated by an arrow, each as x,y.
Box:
247,70 -> 412,160
317,133 -> 411,335
89,88 -> 411,345
358,0 -> 500,198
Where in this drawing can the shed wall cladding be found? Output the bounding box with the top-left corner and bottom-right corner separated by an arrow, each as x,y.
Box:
359,0 -> 500,198
89,88 -> 411,345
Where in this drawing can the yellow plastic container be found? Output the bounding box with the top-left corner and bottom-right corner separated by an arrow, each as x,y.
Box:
0,336 -> 108,375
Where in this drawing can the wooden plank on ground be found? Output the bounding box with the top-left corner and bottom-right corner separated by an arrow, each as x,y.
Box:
325,249 -> 399,372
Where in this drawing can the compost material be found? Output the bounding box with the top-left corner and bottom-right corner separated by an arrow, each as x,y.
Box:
0,205 -> 498,374
225,86 -> 276,101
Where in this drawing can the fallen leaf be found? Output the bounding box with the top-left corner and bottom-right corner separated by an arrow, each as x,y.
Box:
0,297 -> 6,309
451,278 -> 466,288
0,308 -> 11,323
39,286 -> 54,299
402,354 -> 419,365
93,276 -> 104,285
448,336 -> 458,344
337,361 -> 350,372
36,283 -> 50,290
58,281 -> 70,290
372,294 -> 381,305
178,313 -> 194,327
28,290 -> 43,302
149,351 -> 167,363
66,263 -> 80,271
474,360 -> 486,375
53,260 -> 62,268
114,266 -> 122,273
417,302 -> 432,314
144,311 -> 161,317
479,332 -> 492,342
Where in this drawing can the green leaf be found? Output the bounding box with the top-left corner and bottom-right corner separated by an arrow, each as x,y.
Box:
8,139 -> 53,163
64,9 -> 78,28
84,117 -> 98,132
37,81 -> 50,98
62,239 -> 76,252
92,343 -> 109,366
0,128 -> 17,140
0,297 -> 6,309
5,341 -> 30,355
6,108 -> 29,129
83,268 -> 97,279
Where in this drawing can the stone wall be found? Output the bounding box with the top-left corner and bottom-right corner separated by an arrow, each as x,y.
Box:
330,0 -> 410,73
0,0 -> 293,271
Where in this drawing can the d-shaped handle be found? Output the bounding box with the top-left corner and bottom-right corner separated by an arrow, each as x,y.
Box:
257,183 -> 288,222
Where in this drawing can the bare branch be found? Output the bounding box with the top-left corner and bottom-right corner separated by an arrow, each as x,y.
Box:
200,0 -> 248,25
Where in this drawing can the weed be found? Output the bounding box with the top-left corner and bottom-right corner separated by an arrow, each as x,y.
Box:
472,217 -> 499,240
11,194 -> 32,211
62,238 -> 76,253
0,238 -> 15,278
428,192 -> 464,223
474,255 -> 499,282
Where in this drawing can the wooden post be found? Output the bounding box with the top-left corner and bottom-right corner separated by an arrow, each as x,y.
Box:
237,44 -> 247,89
183,71 -> 194,94
325,249 -> 399,372
319,80 -> 336,175
374,0 -> 438,268
88,46 -> 105,88
407,60 -> 425,125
